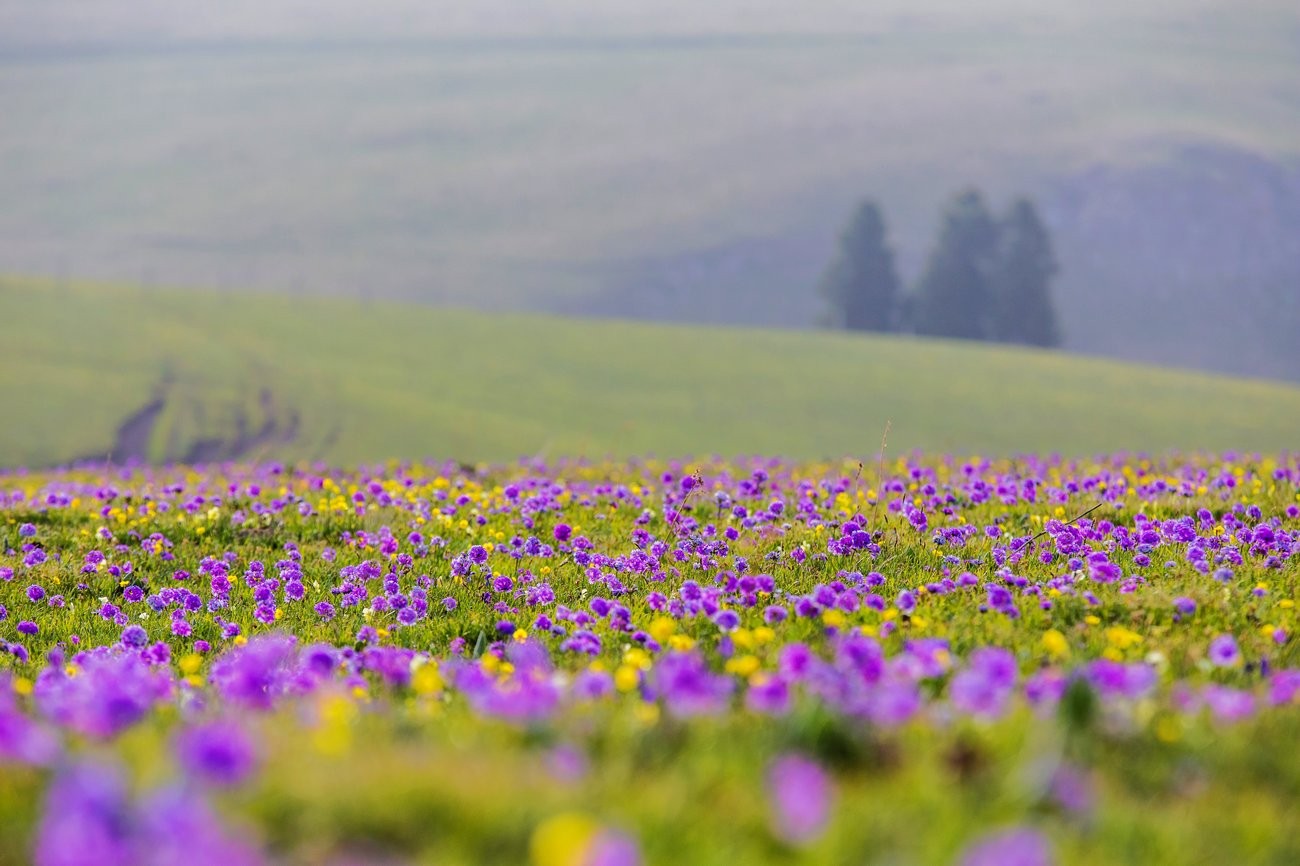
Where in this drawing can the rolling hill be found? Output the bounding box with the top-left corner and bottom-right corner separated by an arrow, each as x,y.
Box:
3,276 -> 1299,468
2,4 -> 1299,386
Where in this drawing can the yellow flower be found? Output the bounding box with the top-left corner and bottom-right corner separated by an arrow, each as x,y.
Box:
724,655 -> 761,677
1105,626 -> 1143,650
614,665 -> 640,692
649,617 -> 676,644
821,609 -> 846,628
530,813 -> 599,866
623,648 -> 652,671
1041,629 -> 1070,659
313,693 -> 357,755
411,664 -> 444,696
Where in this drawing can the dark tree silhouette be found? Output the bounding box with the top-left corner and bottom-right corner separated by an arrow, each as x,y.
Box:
991,199 -> 1061,347
819,200 -> 901,332
911,189 -> 999,340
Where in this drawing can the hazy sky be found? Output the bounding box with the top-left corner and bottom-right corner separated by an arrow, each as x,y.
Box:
0,0 -> 1247,46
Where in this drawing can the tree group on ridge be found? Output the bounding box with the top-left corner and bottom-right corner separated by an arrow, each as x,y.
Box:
820,189 -> 1061,348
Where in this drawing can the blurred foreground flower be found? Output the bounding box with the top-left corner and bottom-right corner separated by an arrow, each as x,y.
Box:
958,827 -> 1053,866
176,718 -> 260,786
35,760 -> 264,866
531,813 -> 641,866
767,753 -> 832,846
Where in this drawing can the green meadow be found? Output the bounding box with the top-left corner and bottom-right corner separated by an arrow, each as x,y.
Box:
2,276 -> 1298,468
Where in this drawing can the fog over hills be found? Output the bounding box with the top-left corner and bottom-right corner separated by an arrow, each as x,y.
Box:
1,0 -> 1298,381
2,1 -> 1275,45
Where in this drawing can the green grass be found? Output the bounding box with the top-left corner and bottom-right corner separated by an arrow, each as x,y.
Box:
2,276 -> 1299,468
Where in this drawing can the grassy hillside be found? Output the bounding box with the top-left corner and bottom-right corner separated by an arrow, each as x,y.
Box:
2,276 -> 1299,467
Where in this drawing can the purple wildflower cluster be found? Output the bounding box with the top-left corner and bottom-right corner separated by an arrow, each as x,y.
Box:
0,453 -> 1297,864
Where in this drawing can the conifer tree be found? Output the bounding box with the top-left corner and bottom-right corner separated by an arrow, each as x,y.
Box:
991,199 -> 1061,347
819,200 -> 901,332
910,189 -> 999,340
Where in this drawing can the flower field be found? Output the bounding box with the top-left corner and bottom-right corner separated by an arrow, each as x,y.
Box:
1,454 -> 1298,865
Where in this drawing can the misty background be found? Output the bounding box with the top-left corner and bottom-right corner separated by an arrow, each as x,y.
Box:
2,0 -> 1298,380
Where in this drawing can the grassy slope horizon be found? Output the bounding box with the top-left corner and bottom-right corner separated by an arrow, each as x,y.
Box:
2,276 -> 1299,468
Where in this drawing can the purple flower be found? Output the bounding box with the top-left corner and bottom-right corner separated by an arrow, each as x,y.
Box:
778,643 -> 816,680
208,635 -> 301,711
1208,634 -> 1240,667
949,647 -> 1018,719
572,669 -> 613,701
176,720 -> 260,786
1203,685 -> 1256,723
950,668 -> 1012,719
457,665 -> 559,722
120,625 -> 148,648
34,651 -> 174,739
17,620 -> 39,636
0,676 -> 60,765
560,630 -> 602,656
767,754 -> 832,846
651,652 -> 734,718
713,610 -> 741,631
958,827 -> 1053,866
986,585 -> 1014,610
136,784 -> 266,866
26,584 -> 45,602
1048,764 -> 1094,817
585,830 -> 642,866
968,647 -> 1018,686
314,601 -> 336,621
553,523 -> 572,542
545,744 -> 588,783
1173,597 -> 1196,617
35,762 -> 135,866
1269,670 -> 1300,706
1083,660 -> 1157,699
745,676 -> 791,715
